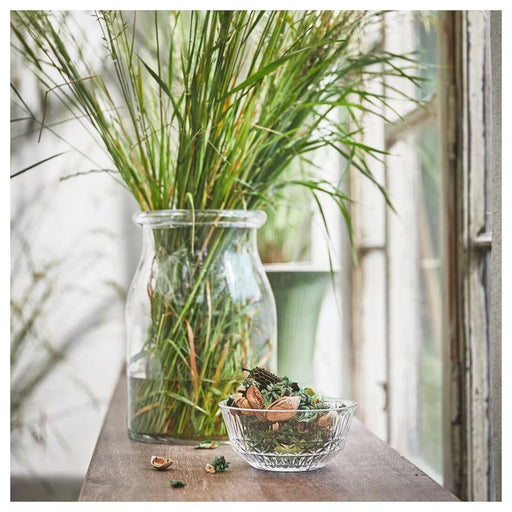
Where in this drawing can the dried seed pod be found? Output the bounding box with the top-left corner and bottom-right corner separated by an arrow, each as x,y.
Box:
296,422 -> 307,433
318,411 -> 338,429
233,395 -> 254,416
246,385 -> 264,409
265,395 -> 301,423
246,385 -> 267,421
248,366 -> 282,388
150,455 -> 174,470
233,394 -> 246,407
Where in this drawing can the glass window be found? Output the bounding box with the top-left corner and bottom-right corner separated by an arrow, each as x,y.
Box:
387,11 -> 443,481
416,122 -> 443,478
351,10 -> 443,483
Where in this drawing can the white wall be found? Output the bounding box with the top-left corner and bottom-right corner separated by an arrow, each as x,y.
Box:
10,33 -> 141,495
11,150 -> 139,500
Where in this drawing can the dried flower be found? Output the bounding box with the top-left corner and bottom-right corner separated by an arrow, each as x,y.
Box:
207,455 -> 230,473
226,367 -> 338,455
244,366 -> 282,388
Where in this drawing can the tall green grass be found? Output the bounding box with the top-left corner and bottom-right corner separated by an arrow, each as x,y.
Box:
11,10 -> 420,218
11,10 -> 420,440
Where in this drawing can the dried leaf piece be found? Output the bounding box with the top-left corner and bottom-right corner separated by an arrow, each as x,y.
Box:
170,480 -> 186,488
194,440 -> 219,449
265,395 -> 301,423
150,455 -> 174,470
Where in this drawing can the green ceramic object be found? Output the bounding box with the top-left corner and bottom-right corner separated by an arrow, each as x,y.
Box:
265,265 -> 333,384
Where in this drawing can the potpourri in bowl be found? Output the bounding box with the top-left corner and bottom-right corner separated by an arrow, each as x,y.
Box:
218,367 -> 356,472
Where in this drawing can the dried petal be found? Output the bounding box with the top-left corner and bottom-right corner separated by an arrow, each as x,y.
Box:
296,422 -> 307,433
233,395 -> 254,416
233,392 -> 244,402
245,385 -> 267,421
246,385 -> 264,409
265,395 -> 301,422
317,410 -> 338,429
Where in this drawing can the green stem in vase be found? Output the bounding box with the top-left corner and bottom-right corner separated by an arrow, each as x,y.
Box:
129,217 -> 269,439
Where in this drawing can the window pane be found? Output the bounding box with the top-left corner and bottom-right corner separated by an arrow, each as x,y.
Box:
354,11 -> 444,484
386,121 -> 442,481
415,11 -> 438,99
416,123 -> 443,478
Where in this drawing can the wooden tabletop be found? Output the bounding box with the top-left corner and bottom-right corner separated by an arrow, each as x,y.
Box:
79,372 -> 459,502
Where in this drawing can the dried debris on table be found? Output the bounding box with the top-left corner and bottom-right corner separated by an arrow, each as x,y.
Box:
150,455 -> 175,470
170,480 -> 186,488
194,440 -> 219,449
206,455 -> 230,473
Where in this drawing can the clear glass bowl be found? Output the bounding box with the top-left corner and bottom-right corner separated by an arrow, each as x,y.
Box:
218,398 -> 356,472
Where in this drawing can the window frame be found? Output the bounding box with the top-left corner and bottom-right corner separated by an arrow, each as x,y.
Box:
350,10 -> 500,500
438,10 -> 499,501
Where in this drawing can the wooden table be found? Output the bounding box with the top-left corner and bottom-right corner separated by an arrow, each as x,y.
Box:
79,373 -> 459,502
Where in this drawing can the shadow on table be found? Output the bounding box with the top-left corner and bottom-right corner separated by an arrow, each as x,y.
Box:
11,476 -> 82,501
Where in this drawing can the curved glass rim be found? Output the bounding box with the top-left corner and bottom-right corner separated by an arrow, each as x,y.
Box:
218,398 -> 357,413
134,209 -> 267,228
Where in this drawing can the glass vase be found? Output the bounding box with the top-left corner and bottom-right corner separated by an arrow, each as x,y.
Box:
126,210 -> 276,443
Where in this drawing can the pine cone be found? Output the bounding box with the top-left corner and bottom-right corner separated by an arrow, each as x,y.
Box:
248,366 -> 282,388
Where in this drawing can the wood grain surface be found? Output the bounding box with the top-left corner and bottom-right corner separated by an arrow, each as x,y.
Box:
79,372 -> 459,502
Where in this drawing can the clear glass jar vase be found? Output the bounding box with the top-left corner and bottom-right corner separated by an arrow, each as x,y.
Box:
126,210 -> 277,443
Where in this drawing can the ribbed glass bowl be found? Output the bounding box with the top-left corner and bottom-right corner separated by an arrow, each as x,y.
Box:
218,398 -> 356,472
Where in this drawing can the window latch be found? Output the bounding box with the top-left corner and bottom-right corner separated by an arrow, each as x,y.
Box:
471,232 -> 492,250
